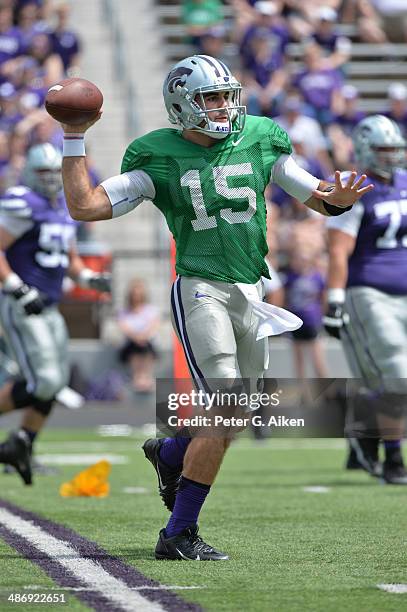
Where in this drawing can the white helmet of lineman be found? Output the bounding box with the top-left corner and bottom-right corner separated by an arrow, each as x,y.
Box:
22,143 -> 63,198
352,114 -> 406,179
163,54 -> 246,139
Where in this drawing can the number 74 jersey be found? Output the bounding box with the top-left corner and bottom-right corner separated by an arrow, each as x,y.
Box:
121,115 -> 292,284
328,169 -> 407,294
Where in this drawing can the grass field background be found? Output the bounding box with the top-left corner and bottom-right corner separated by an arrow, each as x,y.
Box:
0,428 -> 406,612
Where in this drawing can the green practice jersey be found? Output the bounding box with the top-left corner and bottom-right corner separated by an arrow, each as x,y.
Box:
121,115 -> 292,284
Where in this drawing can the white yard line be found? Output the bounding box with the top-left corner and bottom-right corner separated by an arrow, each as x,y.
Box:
122,487 -> 149,494
233,439 -> 346,450
0,509 -> 164,612
23,585 -> 205,592
377,584 -> 407,594
36,454 -> 128,465
302,486 -> 331,493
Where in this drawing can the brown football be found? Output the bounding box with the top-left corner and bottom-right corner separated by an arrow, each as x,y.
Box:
45,78 -> 103,125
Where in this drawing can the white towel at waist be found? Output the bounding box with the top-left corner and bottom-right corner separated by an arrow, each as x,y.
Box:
235,282 -> 303,340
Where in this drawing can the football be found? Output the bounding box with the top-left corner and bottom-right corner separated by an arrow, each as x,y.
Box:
45,78 -> 103,125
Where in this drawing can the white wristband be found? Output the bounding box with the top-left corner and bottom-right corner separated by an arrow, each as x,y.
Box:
3,272 -> 23,292
327,288 -> 346,304
77,268 -> 94,288
63,134 -> 86,157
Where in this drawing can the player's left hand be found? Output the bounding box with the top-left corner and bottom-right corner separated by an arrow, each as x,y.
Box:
78,269 -> 111,292
312,171 -> 374,208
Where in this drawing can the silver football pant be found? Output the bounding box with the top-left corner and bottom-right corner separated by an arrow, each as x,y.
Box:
170,276 -> 269,393
342,286 -> 407,394
0,294 -> 69,400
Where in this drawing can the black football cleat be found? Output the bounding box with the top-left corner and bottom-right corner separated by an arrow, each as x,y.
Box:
155,525 -> 229,561
348,438 -> 382,477
142,438 -> 181,511
381,461 -> 407,485
3,457 -> 59,477
0,430 -> 32,485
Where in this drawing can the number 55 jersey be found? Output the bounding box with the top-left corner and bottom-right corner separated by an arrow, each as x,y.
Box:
0,186 -> 76,304
121,115 -> 292,285
327,169 -> 407,294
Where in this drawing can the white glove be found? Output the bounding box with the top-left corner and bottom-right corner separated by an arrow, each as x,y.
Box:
78,269 -> 111,293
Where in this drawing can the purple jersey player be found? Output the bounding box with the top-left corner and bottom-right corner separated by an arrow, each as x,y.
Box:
3,187 -> 76,303
0,143 -> 110,486
325,115 -> 407,485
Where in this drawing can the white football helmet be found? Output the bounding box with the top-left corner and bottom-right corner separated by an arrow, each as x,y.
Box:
353,114 -> 406,179
163,55 -> 246,139
22,143 -> 63,198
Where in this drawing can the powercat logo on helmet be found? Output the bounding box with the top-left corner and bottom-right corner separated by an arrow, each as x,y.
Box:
166,67 -> 193,94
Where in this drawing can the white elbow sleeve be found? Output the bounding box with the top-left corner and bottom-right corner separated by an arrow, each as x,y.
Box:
272,154 -> 320,203
101,170 -> 156,218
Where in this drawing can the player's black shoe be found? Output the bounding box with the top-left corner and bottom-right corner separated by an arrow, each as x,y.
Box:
0,431 -> 32,485
382,461 -> 407,485
155,525 -> 229,561
142,438 -> 181,511
348,438 -> 382,477
3,457 -> 59,477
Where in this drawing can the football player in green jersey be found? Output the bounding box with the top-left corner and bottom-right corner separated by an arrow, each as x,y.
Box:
60,55 -> 373,561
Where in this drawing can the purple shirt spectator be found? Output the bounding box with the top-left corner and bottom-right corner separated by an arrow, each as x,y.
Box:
0,82 -> 23,133
0,27 -> 23,67
312,6 -> 340,52
50,29 -> 80,72
284,269 -> 325,329
293,68 -> 343,112
240,24 -> 288,73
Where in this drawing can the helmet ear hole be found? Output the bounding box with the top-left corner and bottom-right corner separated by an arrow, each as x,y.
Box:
173,104 -> 182,113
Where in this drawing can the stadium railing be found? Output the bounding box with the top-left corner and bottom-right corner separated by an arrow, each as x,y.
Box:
153,0 -> 407,115
101,0 -> 139,135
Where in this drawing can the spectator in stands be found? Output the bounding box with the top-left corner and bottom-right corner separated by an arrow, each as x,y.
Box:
292,40 -> 343,126
27,32 -> 63,88
0,131 -> 11,193
0,82 -> 23,133
341,0 -> 387,43
199,25 -> 233,69
385,82 -> 407,137
50,2 -> 81,75
239,1 -> 289,71
327,84 -> 365,169
0,5 -> 24,72
311,6 -> 351,68
312,6 -> 340,51
118,279 -> 160,393
16,57 -> 47,112
15,0 -> 48,54
332,84 -> 365,134
15,109 -> 62,150
242,30 -> 288,117
282,240 -> 328,380
370,0 -> 407,43
274,93 -> 333,175
182,0 -> 224,49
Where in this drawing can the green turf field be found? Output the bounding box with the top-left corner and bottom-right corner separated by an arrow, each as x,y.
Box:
0,428 -> 406,612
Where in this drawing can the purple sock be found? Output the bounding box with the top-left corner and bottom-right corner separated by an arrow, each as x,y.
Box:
384,440 -> 401,450
159,437 -> 191,468
165,476 -> 210,538
384,439 -> 402,463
